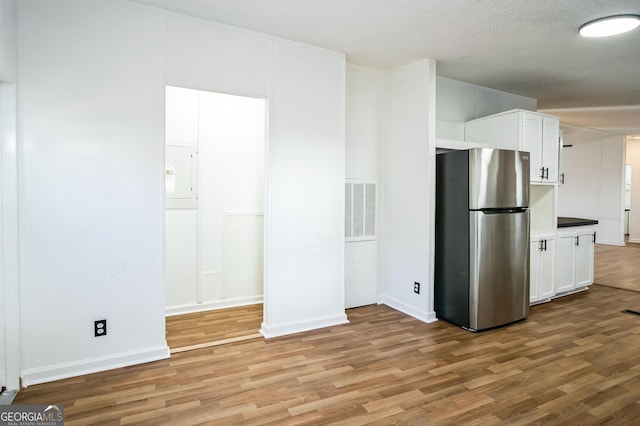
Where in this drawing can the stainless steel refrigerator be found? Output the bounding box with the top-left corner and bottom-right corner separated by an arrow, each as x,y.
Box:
435,148 -> 530,331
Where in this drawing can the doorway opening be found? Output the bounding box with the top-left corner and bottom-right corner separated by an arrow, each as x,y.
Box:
164,86 -> 265,351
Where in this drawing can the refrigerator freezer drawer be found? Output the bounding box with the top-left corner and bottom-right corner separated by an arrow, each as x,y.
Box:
469,209 -> 530,330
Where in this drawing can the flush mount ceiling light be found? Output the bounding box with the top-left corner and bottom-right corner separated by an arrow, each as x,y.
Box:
579,14 -> 640,37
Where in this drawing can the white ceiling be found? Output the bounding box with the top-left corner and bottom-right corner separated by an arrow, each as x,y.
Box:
129,0 -> 640,136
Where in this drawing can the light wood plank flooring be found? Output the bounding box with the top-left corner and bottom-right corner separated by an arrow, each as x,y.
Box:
594,240 -> 640,292
15,283 -> 640,425
165,304 -> 263,351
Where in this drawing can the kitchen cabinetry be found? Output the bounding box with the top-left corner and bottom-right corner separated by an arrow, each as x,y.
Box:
555,225 -> 596,293
530,235 -> 555,304
464,109 -> 560,183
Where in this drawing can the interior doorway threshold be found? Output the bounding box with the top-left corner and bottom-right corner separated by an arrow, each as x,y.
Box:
170,332 -> 262,354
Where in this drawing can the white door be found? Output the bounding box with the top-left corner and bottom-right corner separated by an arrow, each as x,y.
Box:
345,242 -> 378,308
542,116 -> 560,182
575,232 -> 594,287
540,239 -> 556,299
556,234 -> 576,292
530,240 -> 541,303
522,112 -> 543,182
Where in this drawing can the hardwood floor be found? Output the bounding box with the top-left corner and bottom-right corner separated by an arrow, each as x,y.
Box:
165,304 -> 263,352
594,241 -> 640,292
14,284 -> 640,425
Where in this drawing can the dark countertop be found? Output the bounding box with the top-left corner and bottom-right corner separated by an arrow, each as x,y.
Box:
557,217 -> 599,228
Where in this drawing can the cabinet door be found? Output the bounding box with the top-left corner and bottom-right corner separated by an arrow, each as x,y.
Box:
530,240 -> 540,303
542,116 -> 560,183
556,234 -> 576,292
575,232 -> 594,287
539,239 -> 555,299
464,113 -> 521,150
521,113 -> 544,181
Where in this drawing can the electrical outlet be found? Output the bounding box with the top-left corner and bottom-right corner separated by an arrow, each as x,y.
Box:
414,282 -> 420,294
94,319 -> 107,337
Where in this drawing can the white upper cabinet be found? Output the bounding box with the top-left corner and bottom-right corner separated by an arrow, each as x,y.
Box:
465,109 -> 560,183
541,114 -> 560,182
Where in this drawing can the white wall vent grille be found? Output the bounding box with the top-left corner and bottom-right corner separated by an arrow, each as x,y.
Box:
345,180 -> 377,241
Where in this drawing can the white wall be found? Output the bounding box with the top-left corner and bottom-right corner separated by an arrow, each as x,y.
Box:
18,0 -> 169,386
262,38 -> 347,337
379,59 -> 437,322
627,139 -> 640,243
165,209 -> 198,306
17,0 -> 347,384
558,131 -> 625,246
199,92 -> 265,304
1,83 -> 19,391
0,0 -> 18,391
165,86 -> 198,309
0,0 -> 17,83
346,65 -> 383,180
165,15 -> 270,98
345,65 -> 384,308
436,76 -> 537,140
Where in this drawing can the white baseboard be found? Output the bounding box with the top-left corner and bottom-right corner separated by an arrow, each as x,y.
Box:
21,345 -> 170,387
260,313 -> 349,338
165,296 -> 263,317
598,240 -> 625,246
551,286 -> 589,300
378,294 -> 438,323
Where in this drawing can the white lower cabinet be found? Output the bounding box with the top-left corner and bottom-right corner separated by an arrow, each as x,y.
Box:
575,230 -> 595,288
555,233 -> 576,293
530,236 -> 555,304
555,226 -> 595,294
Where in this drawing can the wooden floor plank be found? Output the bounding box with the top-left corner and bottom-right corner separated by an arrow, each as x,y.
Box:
594,241 -> 640,292
165,303 -> 263,350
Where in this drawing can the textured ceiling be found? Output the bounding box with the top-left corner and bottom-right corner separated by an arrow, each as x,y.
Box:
129,0 -> 640,136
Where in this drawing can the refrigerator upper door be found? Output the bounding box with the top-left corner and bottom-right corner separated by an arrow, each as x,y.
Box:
469,209 -> 530,331
468,148 -> 530,209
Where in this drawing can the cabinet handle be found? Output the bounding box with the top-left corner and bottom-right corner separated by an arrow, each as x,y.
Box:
540,167 -> 545,179
545,167 -> 549,179
575,236 -> 580,246
593,232 -> 596,244
538,239 -> 547,251
560,173 -> 565,184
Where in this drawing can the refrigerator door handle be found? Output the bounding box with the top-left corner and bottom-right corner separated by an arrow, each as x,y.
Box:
479,207 -> 528,214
